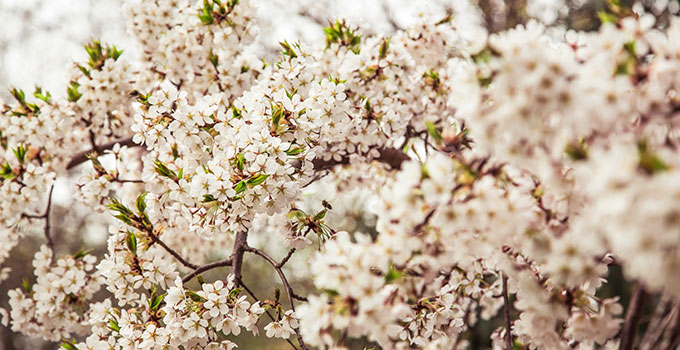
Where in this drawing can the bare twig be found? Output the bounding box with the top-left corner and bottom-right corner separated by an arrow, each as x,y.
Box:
66,135 -> 410,174
640,294 -> 672,350
66,137 -> 136,169
659,303 -> 680,349
277,248 -> 296,269
239,279 -> 300,350
502,272 -> 513,350
22,184 -> 56,255
114,178 -> 144,184
144,228 -> 198,269
230,230 -> 248,282
245,246 -> 309,350
620,282 -> 648,350
182,257 -> 233,284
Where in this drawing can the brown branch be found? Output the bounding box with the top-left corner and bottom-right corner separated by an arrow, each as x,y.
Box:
310,147 -> 410,172
659,303 -> 680,349
145,228 -> 198,269
230,230 -> 248,282
239,279 -> 300,350
66,137 -> 136,170
182,257 -> 233,284
502,272 -> 513,350
640,294 -> 672,350
43,184 -> 55,252
66,135 -> 410,174
620,282 -> 648,350
22,184 -> 55,255
277,248 -> 296,269
245,246 -> 309,350
113,178 -> 144,184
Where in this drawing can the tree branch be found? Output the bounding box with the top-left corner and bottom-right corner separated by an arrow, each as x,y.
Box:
245,246 -> 309,350
144,228 -> 198,269
43,184 -> 55,252
182,257 -> 233,284
311,147 -> 410,172
230,230 -> 248,282
620,282 -> 648,350
239,278 -> 300,350
22,184 -> 55,256
277,248 -> 296,269
502,272 -> 513,350
66,137 -> 136,170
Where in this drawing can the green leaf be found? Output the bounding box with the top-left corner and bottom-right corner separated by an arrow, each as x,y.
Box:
198,0 -> 214,25
285,146 -> 305,156
12,144 -> 27,164
60,339 -> 77,350
208,49 -> 219,68
472,48 -> 493,64
379,37 -> 391,59
136,192 -> 147,214
598,11 -> 618,24
77,64 -> 91,77
33,86 -> 52,104
246,174 -> 269,187
384,265 -> 404,283
185,290 -> 205,302
565,139 -> 588,161
126,231 -> 137,253
107,197 -> 132,216
232,153 -> 245,172
150,293 -> 166,311
323,19 -> 361,53
638,140 -> 669,175
271,103 -> 284,130
279,40 -> 298,58
321,288 -> 339,297
153,159 -> 178,181
424,70 -> 441,90
234,180 -> 247,194
287,208 -> 307,220
313,209 -> 327,221
0,162 -> 15,181
229,288 -> 242,298
108,319 -> 121,332
73,248 -> 93,259
425,121 -> 443,143
22,278 -> 31,293
67,81 -> 82,102
10,87 -> 26,107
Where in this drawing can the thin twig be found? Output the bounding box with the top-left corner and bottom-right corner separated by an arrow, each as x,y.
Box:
67,136 -> 410,175
277,248 -> 296,269
182,257 -> 233,284
239,279 -> 300,350
245,246 -> 309,350
43,184 -> 55,251
145,228 -> 198,269
620,282 -> 647,350
502,272 -> 513,350
22,184 -> 55,255
230,230 -> 248,282
66,137 -> 136,170
640,294 -> 672,350
114,178 -> 144,184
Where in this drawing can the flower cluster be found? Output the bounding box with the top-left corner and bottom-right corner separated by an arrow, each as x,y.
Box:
3,1 -> 680,350
7,246 -> 100,341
